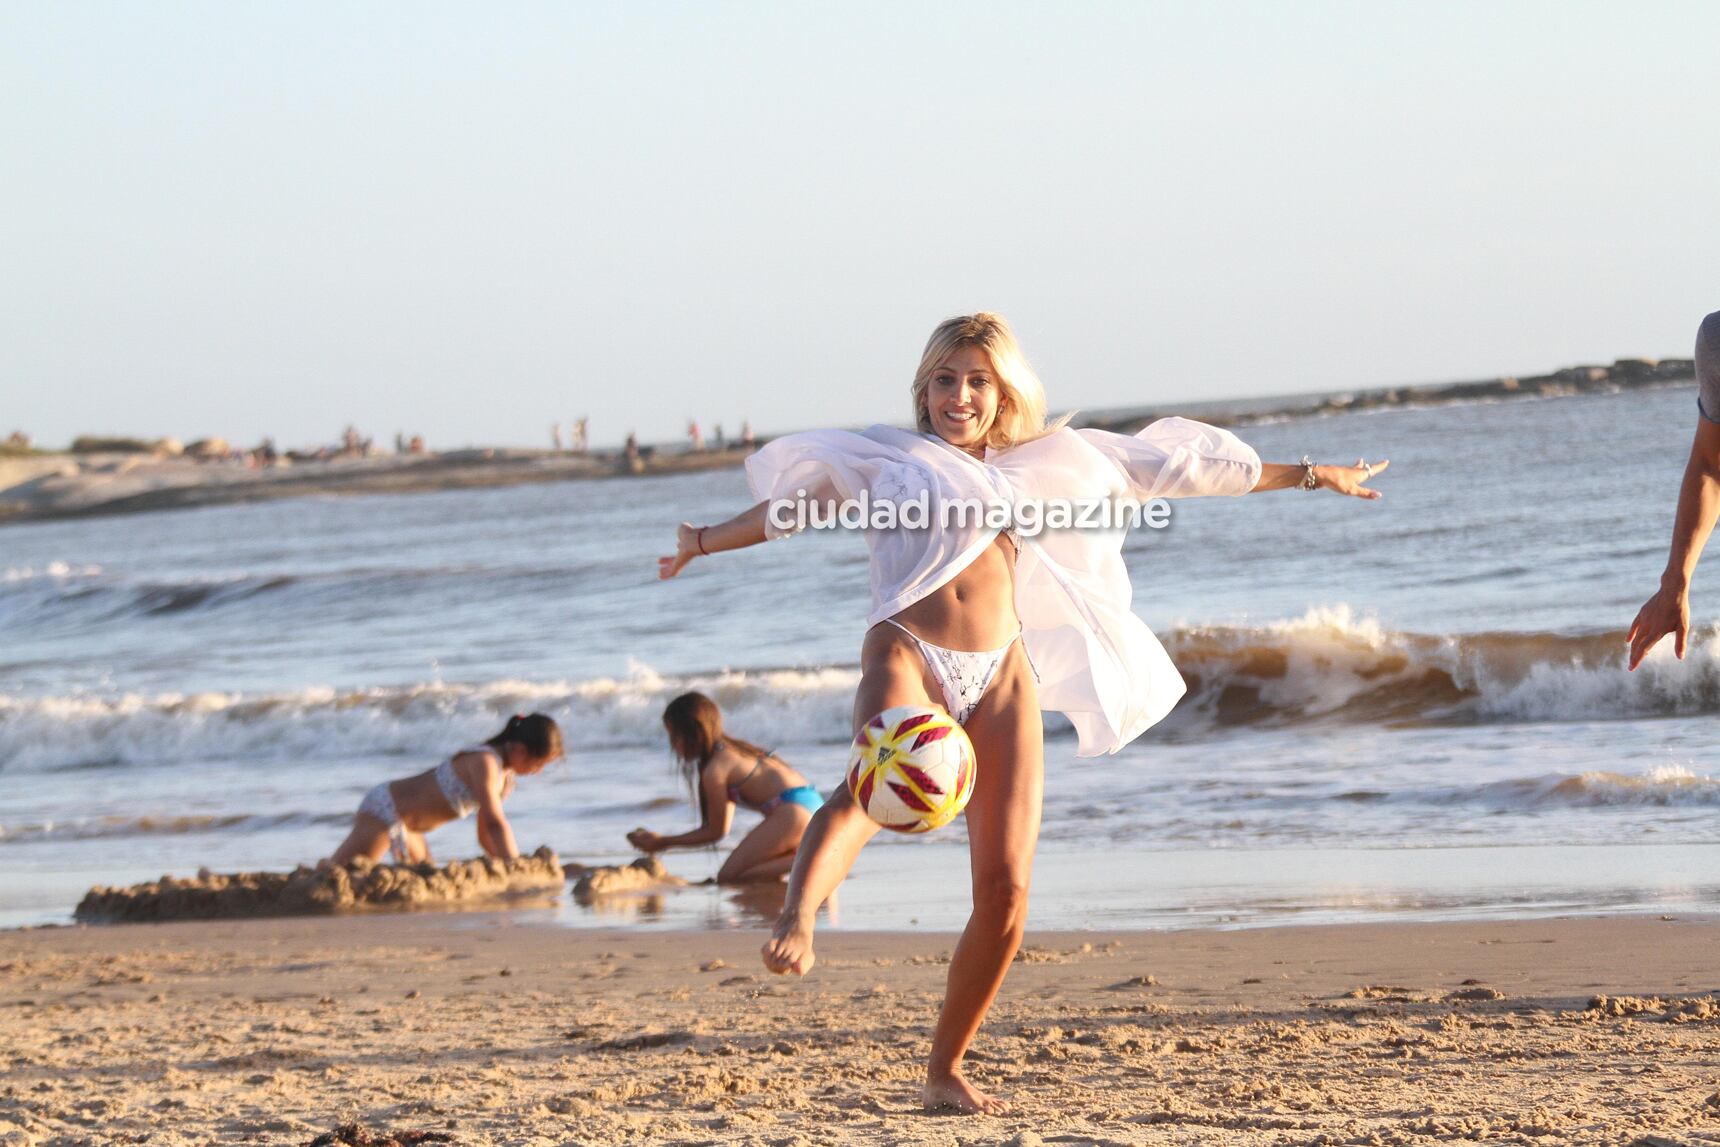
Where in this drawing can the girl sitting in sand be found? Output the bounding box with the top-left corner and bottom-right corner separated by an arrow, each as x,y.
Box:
626,692 -> 821,883
325,713 -> 564,867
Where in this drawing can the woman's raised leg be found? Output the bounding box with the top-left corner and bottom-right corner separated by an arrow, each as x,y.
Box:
762,625 -> 936,975
922,642 -> 1043,1114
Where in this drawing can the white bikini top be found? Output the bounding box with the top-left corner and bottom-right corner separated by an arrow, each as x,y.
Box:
435,745 -> 506,819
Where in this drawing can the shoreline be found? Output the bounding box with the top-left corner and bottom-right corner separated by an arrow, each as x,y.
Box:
3,911 -> 1716,1144
15,835 -> 1720,936
2,360 -> 1694,527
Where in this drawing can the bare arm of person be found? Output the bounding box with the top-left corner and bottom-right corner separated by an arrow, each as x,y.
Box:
1629,417 -> 1720,669
1252,460 -> 1389,499
627,766 -> 736,852
471,755 -> 520,861
658,477 -> 841,580
659,503 -> 772,580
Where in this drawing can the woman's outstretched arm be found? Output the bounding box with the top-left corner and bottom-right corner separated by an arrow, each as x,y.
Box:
658,501 -> 772,580
1252,459 -> 1388,499
1628,417 -> 1720,669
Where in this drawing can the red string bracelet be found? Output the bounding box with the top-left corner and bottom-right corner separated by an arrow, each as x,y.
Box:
696,527 -> 710,556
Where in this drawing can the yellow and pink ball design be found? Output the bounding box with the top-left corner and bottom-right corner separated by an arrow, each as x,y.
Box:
846,705 -> 977,833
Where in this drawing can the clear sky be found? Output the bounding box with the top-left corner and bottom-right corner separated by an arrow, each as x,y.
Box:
4,1 -> 1718,451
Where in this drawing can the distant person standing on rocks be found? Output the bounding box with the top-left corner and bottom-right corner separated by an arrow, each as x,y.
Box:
1628,311 -> 1720,670
573,418 -> 589,452
688,420 -> 705,452
740,420 -> 754,448
552,422 -> 564,451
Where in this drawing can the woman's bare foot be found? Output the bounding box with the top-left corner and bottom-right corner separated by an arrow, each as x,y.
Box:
922,1071 -> 1008,1114
761,911 -> 816,975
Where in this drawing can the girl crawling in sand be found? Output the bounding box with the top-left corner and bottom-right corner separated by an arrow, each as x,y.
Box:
658,313 -> 1387,1113
325,713 -> 563,866
627,692 -> 821,883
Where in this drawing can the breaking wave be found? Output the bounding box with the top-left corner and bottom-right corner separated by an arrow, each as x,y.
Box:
2,609 -> 1714,775
1164,607 -> 1720,728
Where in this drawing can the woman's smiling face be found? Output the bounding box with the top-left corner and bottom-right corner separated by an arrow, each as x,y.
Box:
925,343 -> 1000,453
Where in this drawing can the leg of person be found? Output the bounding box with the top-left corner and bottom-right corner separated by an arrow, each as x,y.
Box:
728,852 -> 797,881
717,804 -> 811,884
763,624 -> 937,975
403,828 -> 432,864
327,813 -> 393,867
922,642 -> 1043,1115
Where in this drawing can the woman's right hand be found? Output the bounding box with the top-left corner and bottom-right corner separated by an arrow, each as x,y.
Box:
657,523 -> 702,580
627,827 -> 665,852
1627,583 -> 1690,670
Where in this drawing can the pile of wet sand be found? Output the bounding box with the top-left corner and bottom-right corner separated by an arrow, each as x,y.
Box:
565,855 -> 687,902
74,846 -> 564,923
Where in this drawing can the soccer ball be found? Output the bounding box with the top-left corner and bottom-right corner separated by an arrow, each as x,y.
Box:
846,705 -> 976,833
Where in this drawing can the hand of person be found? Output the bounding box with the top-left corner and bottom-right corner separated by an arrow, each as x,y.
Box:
657,523 -> 702,580
1627,584 -> 1689,670
627,827 -> 664,853
1316,459 -> 1389,500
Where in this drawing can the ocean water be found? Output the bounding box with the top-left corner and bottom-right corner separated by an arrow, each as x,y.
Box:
4,386 -> 1719,932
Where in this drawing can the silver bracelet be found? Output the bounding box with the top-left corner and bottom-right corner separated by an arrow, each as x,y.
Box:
1298,456 -> 1319,491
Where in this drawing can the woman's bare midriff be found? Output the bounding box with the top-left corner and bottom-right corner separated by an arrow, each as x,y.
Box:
889,532 -> 1019,650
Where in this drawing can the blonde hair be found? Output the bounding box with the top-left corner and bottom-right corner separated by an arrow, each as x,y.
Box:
911,312 -> 1068,449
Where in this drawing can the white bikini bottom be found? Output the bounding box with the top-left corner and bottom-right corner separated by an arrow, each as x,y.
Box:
884,619 -> 1021,726
357,781 -> 412,862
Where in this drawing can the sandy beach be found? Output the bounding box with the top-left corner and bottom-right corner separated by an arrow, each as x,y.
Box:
3,913 -> 1717,1145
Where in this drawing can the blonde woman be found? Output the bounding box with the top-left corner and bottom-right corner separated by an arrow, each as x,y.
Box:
658,313 -> 1387,1113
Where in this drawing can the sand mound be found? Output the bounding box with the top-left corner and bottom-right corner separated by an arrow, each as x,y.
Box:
568,856 -> 686,901
75,846 -> 564,923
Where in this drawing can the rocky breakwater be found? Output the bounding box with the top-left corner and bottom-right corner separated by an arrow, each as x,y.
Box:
74,845 -> 565,923
1080,356 -> 1699,434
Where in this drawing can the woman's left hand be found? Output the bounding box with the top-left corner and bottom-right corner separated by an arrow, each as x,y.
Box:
627,828 -> 664,853
1317,459 -> 1389,499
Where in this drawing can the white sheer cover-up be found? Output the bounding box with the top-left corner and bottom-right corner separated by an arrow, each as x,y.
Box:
744,417 -> 1262,757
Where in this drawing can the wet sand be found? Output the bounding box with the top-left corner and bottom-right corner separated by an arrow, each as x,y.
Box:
3,913 -> 1717,1144
73,850 -> 566,924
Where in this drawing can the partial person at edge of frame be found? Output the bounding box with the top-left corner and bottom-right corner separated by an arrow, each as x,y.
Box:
1629,311 -> 1720,670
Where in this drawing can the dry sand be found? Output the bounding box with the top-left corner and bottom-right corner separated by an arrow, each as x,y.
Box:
2,914 -> 1718,1145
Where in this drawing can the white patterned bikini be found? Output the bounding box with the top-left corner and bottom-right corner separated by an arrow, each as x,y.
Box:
882,618 -> 1021,726
356,746 -> 505,861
